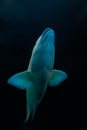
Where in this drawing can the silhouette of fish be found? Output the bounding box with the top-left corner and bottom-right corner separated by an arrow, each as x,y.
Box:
7,28 -> 68,122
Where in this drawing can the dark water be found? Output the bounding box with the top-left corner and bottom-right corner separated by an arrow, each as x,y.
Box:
0,0 -> 86,129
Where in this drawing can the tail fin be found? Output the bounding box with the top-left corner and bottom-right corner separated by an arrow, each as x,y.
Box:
24,109 -> 31,123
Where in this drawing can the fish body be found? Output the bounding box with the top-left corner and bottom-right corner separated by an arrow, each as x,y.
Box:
7,28 -> 68,122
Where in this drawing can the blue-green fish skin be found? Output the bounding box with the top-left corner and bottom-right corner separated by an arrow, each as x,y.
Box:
7,28 -> 68,122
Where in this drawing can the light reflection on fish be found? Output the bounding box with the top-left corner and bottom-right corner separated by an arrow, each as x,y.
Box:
7,28 -> 68,122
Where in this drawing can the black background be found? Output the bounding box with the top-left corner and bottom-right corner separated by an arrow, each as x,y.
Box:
0,0 -> 86,129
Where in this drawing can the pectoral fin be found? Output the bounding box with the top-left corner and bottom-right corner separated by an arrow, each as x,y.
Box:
7,71 -> 33,89
49,69 -> 68,87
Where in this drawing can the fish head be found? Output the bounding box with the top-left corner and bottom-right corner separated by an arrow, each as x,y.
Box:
28,28 -> 55,73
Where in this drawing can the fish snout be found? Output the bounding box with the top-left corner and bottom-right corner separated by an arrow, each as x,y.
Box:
40,28 -> 55,46
28,28 -> 55,73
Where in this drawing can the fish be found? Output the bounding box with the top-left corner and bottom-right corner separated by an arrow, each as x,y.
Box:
7,28 -> 68,123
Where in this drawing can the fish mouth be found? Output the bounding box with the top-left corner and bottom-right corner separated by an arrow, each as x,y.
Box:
40,28 -> 55,46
